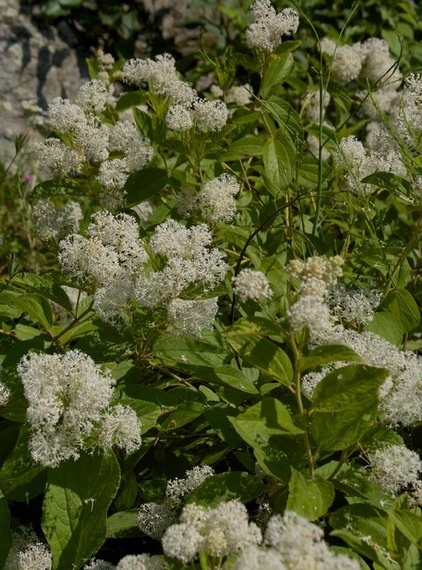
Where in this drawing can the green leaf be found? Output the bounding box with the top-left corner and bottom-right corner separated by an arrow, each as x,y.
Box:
364,311 -> 404,346
86,57 -> 100,79
297,157 -> 325,189
388,509 -> 422,552
0,290 -> 53,331
231,109 -> 261,125
230,398 -> 303,481
115,91 -> 146,111
13,273 -> 73,312
159,401 -> 204,431
330,504 -> 400,570
332,464 -> 392,508
51,320 -> 99,345
124,168 -> 172,207
0,303 -> 21,319
311,365 -> 388,451
153,332 -> 229,368
195,365 -> 259,394
214,45 -> 237,91
0,426 -> 47,501
252,435 -> 303,481
381,289 -> 420,333
230,398 -> 303,437
186,472 -> 265,508
29,177 -> 85,201
263,135 -> 295,196
42,451 -> 120,570
114,469 -> 138,511
263,96 -> 303,144
234,337 -> 293,387
260,41 -> 301,98
287,469 -> 335,520
14,324 -> 48,341
106,510 -> 140,539
132,107 -> 154,136
205,406 -> 245,447
121,400 -> 161,435
225,316 -> 285,344
220,134 -> 266,161
299,344 -> 363,372
0,489 -> 11,567
362,171 -> 412,198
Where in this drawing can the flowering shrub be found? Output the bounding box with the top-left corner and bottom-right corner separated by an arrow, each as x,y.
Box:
1,0 -> 422,568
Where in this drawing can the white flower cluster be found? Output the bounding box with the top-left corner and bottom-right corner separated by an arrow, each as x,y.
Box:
327,284 -> 381,327
165,465 -> 215,507
96,48 -> 115,72
245,0 -> 299,53
122,53 -> 196,105
335,74 -> 422,202
210,83 -> 253,117
59,213 -> 227,326
75,78 -> 109,113
0,379 -> 11,406
162,500 -> 262,564
232,545 -> 287,570
17,349 -> 141,467
394,73 -> 422,148
360,38 -> 402,87
307,325 -> 422,427
320,36 -> 401,88
232,268 -> 273,303
227,84 -> 253,106
304,89 -> 331,124
368,444 -> 422,499
178,173 -> 240,224
135,220 -> 228,310
167,297 -> 218,337
96,117 -> 153,209
289,256 -> 344,294
165,104 -> 193,131
335,134 -> 406,195
320,36 -> 402,122
37,81 -> 153,210
241,511 -> 360,570
116,554 -> 168,570
108,119 -> 153,170
36,137 -> 84,177
122,53 -> 229,132
191,99 -> 229,132
335,135 -> 371,194
320,38 -> 363,83
5,527 -> 52,570
42,95 -> 109,166
59,211 -> 147,321
138,503 -> 178,540
32,199 -> 82,242
287,256 -> 343,334
138,465 -> 215,539
83,559 -> 115,570
97,404 -> 143,455
84,555 -> 168,570
288,295 -> 331,335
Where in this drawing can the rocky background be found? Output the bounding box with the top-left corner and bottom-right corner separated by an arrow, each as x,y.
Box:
0,0 -> 87,164
0,0 -> 223,166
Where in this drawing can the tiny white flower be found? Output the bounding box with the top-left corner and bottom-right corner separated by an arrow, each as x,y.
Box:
232,269 -> 272,303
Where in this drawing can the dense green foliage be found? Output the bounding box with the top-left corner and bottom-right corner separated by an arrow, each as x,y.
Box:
1,1 -> 422,569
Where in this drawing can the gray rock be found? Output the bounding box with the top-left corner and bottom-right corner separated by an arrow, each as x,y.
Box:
0,0 -> 88,166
